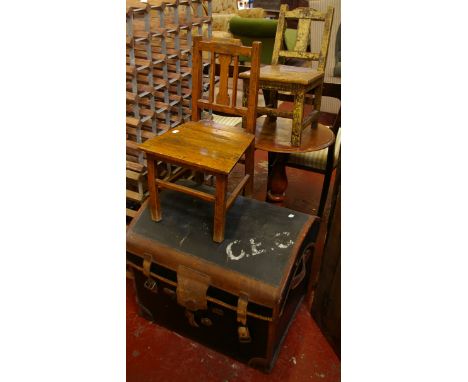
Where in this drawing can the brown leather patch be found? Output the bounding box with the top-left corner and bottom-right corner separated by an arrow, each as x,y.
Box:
176,265 -> 210,311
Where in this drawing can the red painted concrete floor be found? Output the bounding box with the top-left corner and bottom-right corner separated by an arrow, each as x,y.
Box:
127,149 -> 340,381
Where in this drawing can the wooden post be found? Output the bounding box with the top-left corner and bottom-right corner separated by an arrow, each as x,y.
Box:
191,35 -> 203,122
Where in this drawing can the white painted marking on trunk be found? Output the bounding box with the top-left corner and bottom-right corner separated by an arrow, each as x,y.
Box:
226,240 -> 246,261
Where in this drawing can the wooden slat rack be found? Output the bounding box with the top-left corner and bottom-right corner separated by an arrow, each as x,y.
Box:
126,0 -> 212,222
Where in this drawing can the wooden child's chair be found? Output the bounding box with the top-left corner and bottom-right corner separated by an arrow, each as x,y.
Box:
139,36 -> 261,243
240,4 -> 334,147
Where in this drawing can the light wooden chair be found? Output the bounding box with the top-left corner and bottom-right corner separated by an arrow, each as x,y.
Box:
240,4 -> 334,147
139,36 -> 261,243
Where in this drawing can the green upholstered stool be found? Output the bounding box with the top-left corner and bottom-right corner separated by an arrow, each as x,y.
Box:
229,17 -> 297,65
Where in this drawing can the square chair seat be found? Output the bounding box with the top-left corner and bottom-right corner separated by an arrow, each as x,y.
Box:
139,120 -> 254,175
240,64 -> 324,86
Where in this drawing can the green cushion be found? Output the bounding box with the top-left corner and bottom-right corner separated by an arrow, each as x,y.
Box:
231,35 -> 276,65
284,28 -> 298,51
229,17 -> 298,65
229,17 -> 278,38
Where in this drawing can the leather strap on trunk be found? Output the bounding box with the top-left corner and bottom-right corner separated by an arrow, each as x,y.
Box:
142,253 -> 157,292
237,293 -> 249,325
142,254 -> 152,278
237,293 -> 251,343
176,265 -> 210,311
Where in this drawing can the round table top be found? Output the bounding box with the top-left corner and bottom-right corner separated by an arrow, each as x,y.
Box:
254,116 -> 335,153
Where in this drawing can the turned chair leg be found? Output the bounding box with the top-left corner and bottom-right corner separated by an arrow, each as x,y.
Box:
147,157 -> 162,222
213,174 -> 228,243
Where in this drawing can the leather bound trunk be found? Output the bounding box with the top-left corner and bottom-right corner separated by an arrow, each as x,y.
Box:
126,181 -> 320,372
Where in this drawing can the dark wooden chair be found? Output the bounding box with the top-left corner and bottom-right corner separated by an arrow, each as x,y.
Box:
240,4 -> 334,146
287,82 -> 340,217
139,36 -> 261,243
310,159 -> 341,357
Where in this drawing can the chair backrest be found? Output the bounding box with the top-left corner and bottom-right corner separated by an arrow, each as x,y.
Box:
271,4 -> 334,72
191,35 -> 262,134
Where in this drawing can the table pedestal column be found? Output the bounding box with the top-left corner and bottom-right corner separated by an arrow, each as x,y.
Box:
267,152 -> 288,204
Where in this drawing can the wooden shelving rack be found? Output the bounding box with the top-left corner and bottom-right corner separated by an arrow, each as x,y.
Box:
126,0 -> 212,221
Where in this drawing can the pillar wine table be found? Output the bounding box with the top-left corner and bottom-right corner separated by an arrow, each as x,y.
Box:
254,115 -> 335,204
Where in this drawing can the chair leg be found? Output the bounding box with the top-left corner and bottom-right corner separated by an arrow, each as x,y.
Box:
263,89 -> 277,107
325,162 -> 341,237
292,90 -> 305,146
193,171 -> 204,185
213,174 -> 228,243
312,83 -> 323,129
266,90 -> 278,122
317,144 -> 336,217
262,89 -> 269,107
147,157 -> 162,222
317,169 -> 332,218
243,143 -> 255,197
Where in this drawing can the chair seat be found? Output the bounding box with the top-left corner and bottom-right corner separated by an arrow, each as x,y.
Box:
287,128 -> 341,171
240,64 -> 324,86
139,120 -> 254,175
